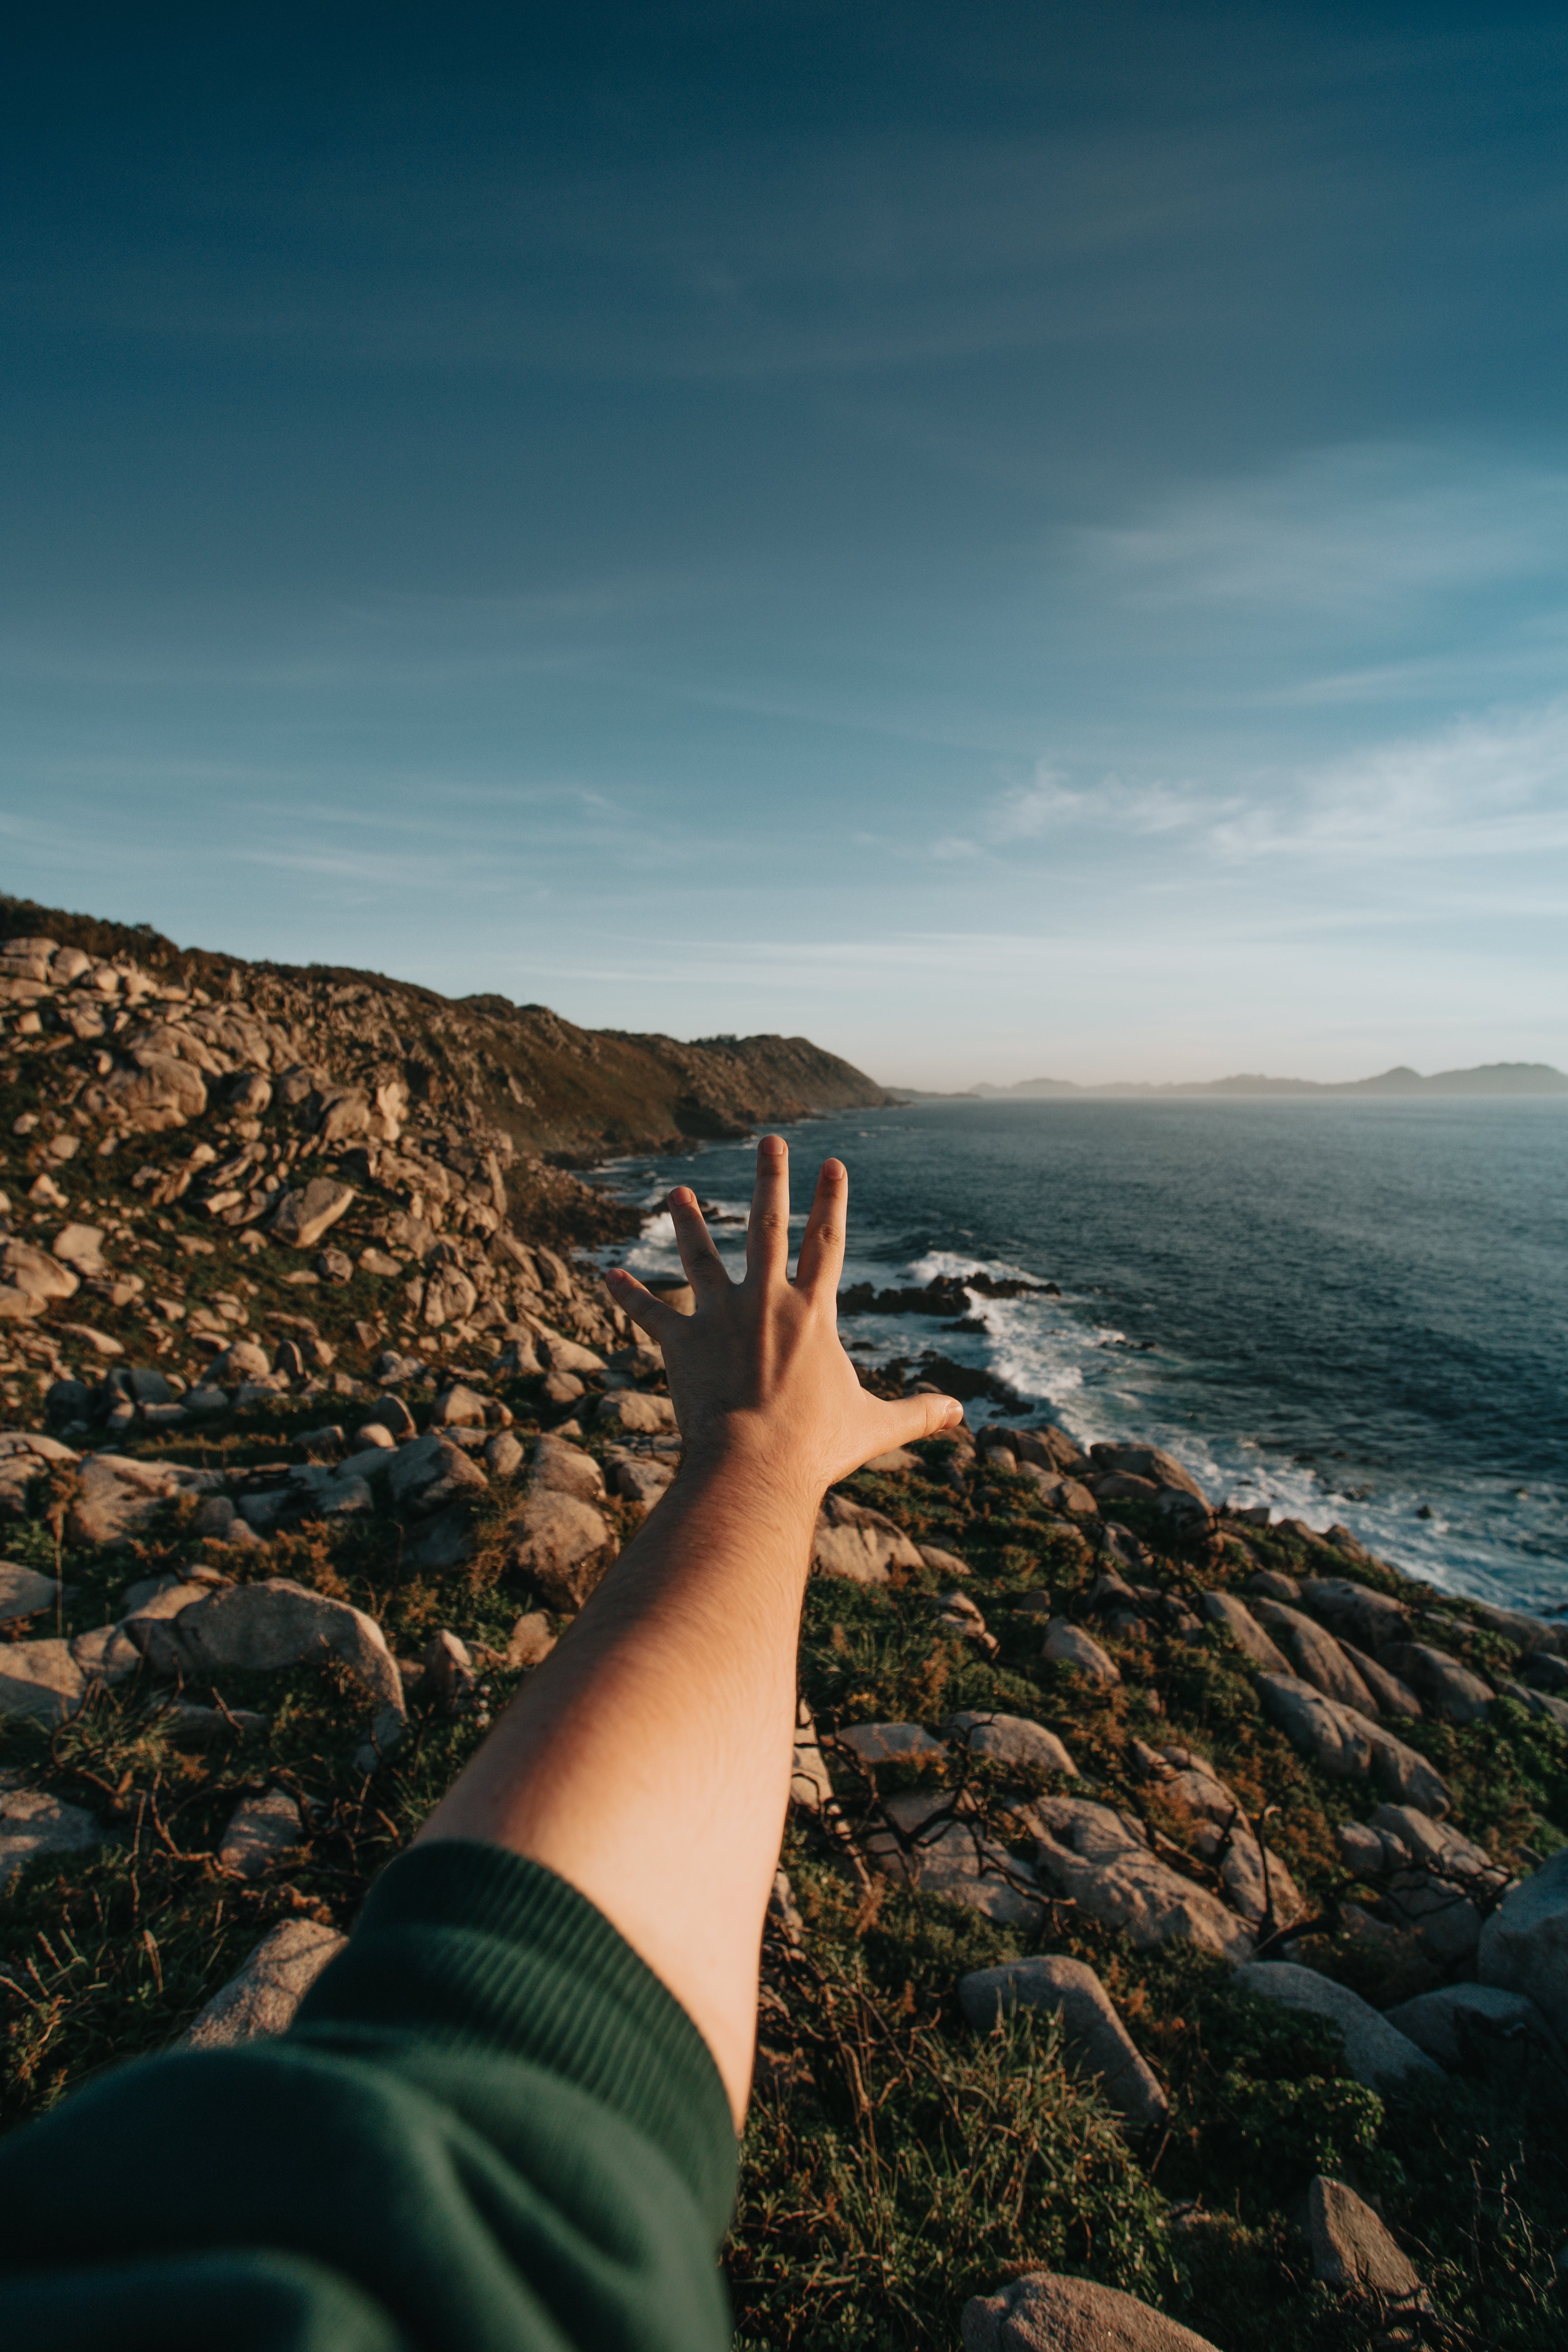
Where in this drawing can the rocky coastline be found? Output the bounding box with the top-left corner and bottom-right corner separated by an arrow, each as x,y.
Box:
0,912 -> 1564,2349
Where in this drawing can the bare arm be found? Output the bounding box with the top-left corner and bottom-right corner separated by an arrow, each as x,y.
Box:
416,1137 -> 961,2122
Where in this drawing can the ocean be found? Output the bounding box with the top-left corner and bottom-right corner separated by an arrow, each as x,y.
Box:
592,1095 -> 1568,1619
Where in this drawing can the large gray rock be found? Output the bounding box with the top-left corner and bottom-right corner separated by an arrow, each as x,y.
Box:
0,1563 -> 65,1622
874,1791 -> 1043,1929
66,1453 -> 219,1548
1234,1961 -> 1442,2088
182,1918 -> 345,2046
153,1578 -> 404,1715
400,1503 -> 478,1574
1043,1621 -> 1120,1684
1250,1598 -> 1378,1714
270,1178 -> 355,1250
0,1640 -> 86,1724
1199,1590 -> 1290,1675
1384,1982 -> 1554,2069
964,2273 -> 1221,2352
960,1956 -> 1168,2128
219,1786 -> 303,1877
104,1051 -> 207,1130
595,1389 -> 677,1435
1307,2177 -> 1424,2304
812,1492 -> 923,1584
505,1491 -> 619,1610
1088,1444 -> 1208,1503
385,1430 -> 489,1518
1477,1847 -> 1568,2039
1379,1642 -> 1494,1725
1338,1639 -> 1423,1719
1295,1576 -> 1409,1653
1257,1674 -> 1450,1814
1029,1795 -> 1254,1962
529,1437 -> 606,1502
837,1721 -> 946,1766
0,1240 -> 80,1303
0,1775 -> 104,1887
945,1712 -> 1079,1776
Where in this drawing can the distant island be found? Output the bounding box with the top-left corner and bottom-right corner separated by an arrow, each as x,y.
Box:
949,1061 -> 1568,1100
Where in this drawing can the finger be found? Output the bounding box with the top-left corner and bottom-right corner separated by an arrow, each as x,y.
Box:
875,1390 -> 966,1452
667,1186 -> 731,1298
604,1267 -> 681,1345
795,1157 -> 848,1298
745,1133 -> 791,1285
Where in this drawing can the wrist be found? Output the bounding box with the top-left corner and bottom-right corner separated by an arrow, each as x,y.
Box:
676,1413 -> 825,1525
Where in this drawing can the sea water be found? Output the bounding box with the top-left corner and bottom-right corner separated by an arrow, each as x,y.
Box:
593,1095 -> 1568,1618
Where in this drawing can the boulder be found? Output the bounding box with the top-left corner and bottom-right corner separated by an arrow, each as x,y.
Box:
1249,1598 -> 1378,1714
270,1179 -> 355,1250
483,1430 -> 526,1480
1088,1443 -> 1208,1502
862,1446 -> 921,1473
1384,1982 -> 1554,2069
70,1623 -> 141,1685
917,1543 -> 972,1579
219,1786 -> 303,1878
1307,2177 -> 1424,2305
1042,1620 -> 1120,1684
1295,1576 -> 1409,1653
610,1455 -> 673,1511
1338,1639 -> 1423,1719
423,1267 -> 479,1328
1378,1642 -> 1494,1725
51,1224 -> 107,1277
529,1437 -> 606,1502
384,1430 -> 489,1518
533,1326 -> 607,1377
0,1563 -> 65,1623
873,1791 -> 1043,1929
596,1389 -> 677,1435
0,1776 -> 104,1888
103,1052 -> 208,1130
1234,1961 -> 1441,2087
1200,1590 -> 1290,1675
431,1382 -> 489,1428
836,1722 -> 946,1766
505,1492 -> 619,1610
1256,1674 -> 1450,1815
963,2273 -> 1221,2352
0,1640 -> 87,1725
1028,1795 -> 1254,1962
182,1918 -> 345,2048
960,1956 -> 1168,2128
1477,1848 -> 1568,2039
1244,1568 -> 1300,1601
944,1711 -> 1079,1777
812,1492 -> 923,1584
0,1239 -> 80,1303
203,1339 -> 272,1383
400,1504 -> 477,1575
152,1578 -> 404,1715
1012,1427 -> 1092,1478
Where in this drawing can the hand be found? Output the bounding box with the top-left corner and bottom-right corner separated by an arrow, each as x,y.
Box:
606,1135 -> 964,1504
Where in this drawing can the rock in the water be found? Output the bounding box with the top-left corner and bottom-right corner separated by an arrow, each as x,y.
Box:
1384,1982 -> 1554,2068
0,1776 -> 104,1887
1043,1620 -> 1120,1684
0,1639 -> 86,1724
182,1918 -> 346,2047
1200,1590 -> 1291,1675
812,1491 -> 924,1584
1234,1961 -> 1442,2087
945,1711 -> 1079,1776
219,1785 -> 302,1877
1307,2176 -> 1424,2304
1378,1642 -> 1495,1725
1029,1795 -> 1254,1962
837,1722 -> 946,1766
963,2272 -> 1221,2352
0,1562 -> 65,1622
270,1178 -> 355,1250
1256,1674 -> 1450,1814
504,1611 -> 556,1670
1477,1847 -> 1568,2040
960,1955 -> 1168,2128
505,1491 -> 619,1610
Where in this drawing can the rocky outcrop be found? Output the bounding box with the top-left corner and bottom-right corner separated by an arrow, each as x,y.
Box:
963,2274 -> 1221,2352
960,1955 -> 1169,2128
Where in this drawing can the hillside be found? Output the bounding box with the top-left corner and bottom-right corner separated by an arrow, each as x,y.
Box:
0,907 -> 1566,2350
0,895 -> 891,1167
975,1063 -> 1568,1099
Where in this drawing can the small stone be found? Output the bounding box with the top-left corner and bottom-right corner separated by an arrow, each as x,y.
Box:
960,1955 -> 1169,2128
219,1785 -> 302,1877
358,1249 -> 403,1278
595,1388 -> 677,1434
1043,1619 -> 1120,1683
504,1611 -> 556,1670
812,1492 -> 924,1584
836,1722 -> 947,1766
0,1640 -> 86,1725
422,1629 -> 477,1712
384,1429 -> 489,1517
316,1248 -> 354,1283
944,1711 -> 1078,1776
483,1428 -> 526,1479
354,1422 -> 397,1450
611,1455 -> 673,1510
183,1919 -> 346,2047
529,1436 -> 606,1502
505,1491 -> 619,1610
540,1368 -> 585,1406
0,1780 -> 105,1888
367,1392 -> 417,1439
0,1563 -> 64,1623
432,1382 -> 489,1428
270,1178 -> 355,1251
1307,2177 -> 1424,2304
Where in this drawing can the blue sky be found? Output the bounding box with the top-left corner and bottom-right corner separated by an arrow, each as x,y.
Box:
3,3 -> 1567,1086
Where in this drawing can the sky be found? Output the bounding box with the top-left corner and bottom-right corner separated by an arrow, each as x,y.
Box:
3,2 -> 1567,1088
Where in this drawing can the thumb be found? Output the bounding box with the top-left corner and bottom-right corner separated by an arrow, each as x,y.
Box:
880,1390 -> 966,1449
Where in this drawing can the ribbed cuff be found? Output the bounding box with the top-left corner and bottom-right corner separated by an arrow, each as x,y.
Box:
293,1840 -> 737,2232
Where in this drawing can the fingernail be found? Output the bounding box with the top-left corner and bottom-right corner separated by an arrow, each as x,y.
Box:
670,1186 -> 695,1207
824,1158 -> 846,1181
761,1135 -> 786,1158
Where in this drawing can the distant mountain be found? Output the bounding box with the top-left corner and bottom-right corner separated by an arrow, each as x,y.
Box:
951,1062 -> 1568,1100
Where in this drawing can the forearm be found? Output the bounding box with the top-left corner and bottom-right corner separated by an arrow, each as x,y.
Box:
418,1438 -> 818,2119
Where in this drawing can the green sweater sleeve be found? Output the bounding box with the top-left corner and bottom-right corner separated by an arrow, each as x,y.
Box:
0,1841 -> 738,2352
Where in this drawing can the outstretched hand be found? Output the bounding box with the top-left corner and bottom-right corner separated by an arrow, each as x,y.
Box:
607,1135 -> 964,1502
